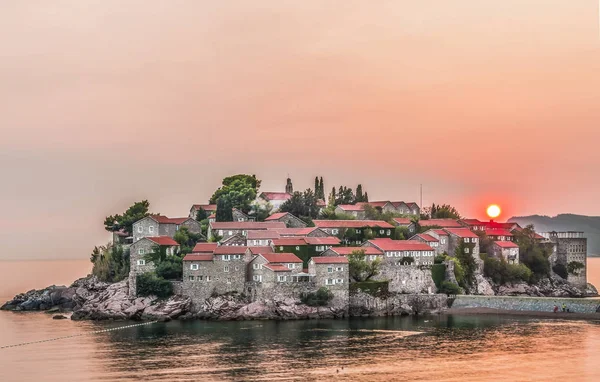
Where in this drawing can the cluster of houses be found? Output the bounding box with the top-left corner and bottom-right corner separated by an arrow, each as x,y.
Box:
118,183 -> 588,306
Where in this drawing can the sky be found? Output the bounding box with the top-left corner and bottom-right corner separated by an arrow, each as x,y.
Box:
1,1 -> 599,260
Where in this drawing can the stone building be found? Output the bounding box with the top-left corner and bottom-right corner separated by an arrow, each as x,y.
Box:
319,246 -> 384,262
491,241 -> 519,264
232,208 -> 255,222
264,212 -> 308,228
189,204 -> 217,219
444,228 -> 480,259
362,238 -> 436,266
219,234 -> 247,246
392,218 -> 417,234
308,257 -> 349,289
313,220 -> 395,245
246,230 -> 281,247
112,229 -> 132,246
128,236 -> 180,296
207,221 -> 286,240
258,192 -> 292,211
334,204 -> 367,219
542,231 -> 588,287
132,215 -> 202,243
423,229 -> 450,255
273,237 -> 341,267
247,253 -> 303,286
273,227 -> 330,237
409,234 -> 441,255
191,242 -> 218,253
485,229 -> 514,242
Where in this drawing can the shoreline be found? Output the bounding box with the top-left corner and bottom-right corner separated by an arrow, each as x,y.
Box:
445,307 -> 600,321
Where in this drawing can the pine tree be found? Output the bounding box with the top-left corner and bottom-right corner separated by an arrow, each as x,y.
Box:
356,184 -> 364,202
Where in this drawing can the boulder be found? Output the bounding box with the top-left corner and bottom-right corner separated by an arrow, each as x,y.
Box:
52,315 -> 68,320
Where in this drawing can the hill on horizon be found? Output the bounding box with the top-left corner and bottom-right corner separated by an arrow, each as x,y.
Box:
508,214 -> 600,256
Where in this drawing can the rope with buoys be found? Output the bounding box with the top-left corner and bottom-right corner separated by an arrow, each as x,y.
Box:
0,320 -> 159,350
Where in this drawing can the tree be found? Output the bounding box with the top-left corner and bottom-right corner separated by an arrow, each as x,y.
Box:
249,201 -> 273,221
104,200 -> 151,234
335,186 -> 355,205
513,225 -> 551,281
328,187 -> 337,206
429,203 -> 461,219
314,177 -> 319,198
174,226 -> 204,255
209,174 -> 261,214
348,249 -> 381,282
455,242 -> 477,288
195,208 -> 208,222
90,243 -> 130,283
355,184 -> 364,203
363,192 -> 369,202
567,261 -> 585,276
279,189 -> 319,219
216,197 -> 234,222
318,177 -> 325,200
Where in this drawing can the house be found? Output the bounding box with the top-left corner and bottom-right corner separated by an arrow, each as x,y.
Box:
273,227 -> 330,237
313,220 -> 394,245
458,219 -> 487,231
189,204 -> 218,219
273,237 -> 341,266
485,229 -> 514,242
258,192 -> 292,210
335,204 -> 366,219
390,201 -> 420,216
132,215 -> 203,243
362,238 -> 436,266
128,236 -> 180,296
358,201 -> 398,214
405,202 -> 421,216
459,219 -> 521,232
418,219 -> 463,229
265,212 -> 307,228
409,234 -> 441,254
207,221 -> 286,240
319,246 -> 384,262
444,228 -> 480,259
422,229 -> 450,255
392,218 -> 417,234
232,208 -> 255,222
491,241 -> 520,264
219,233 -> 247,246
247,253 -> 303,286
246,230 -> 281,246
308,257 -> 349,290
191,242 -> 218,253
542,231 -> 588,287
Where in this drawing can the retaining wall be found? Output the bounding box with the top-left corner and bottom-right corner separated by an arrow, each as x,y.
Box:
452,295 -> 600,314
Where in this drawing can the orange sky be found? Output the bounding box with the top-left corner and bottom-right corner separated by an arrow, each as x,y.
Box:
1,1 -> 599,259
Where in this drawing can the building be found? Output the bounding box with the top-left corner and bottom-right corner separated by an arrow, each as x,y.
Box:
264,212 -> 307,228
273,237 -> 341,266
189,204 -> 218,219
485,229 -> 514,242
273,227 -> 330,237
246,230 -> 281,246
418,219 -> 463,229
334,204 -> 366,219
491,241 -> 519,264
422,229 -> 450,255
542,231 -> 587,287
313,220 -> 395,245
444,228 -> 480,259
308,257 -> 349,290
247,252 -> 304,286
258,192 -> 292,210
132,215 -> 202,243
319,246 -> 384,262
128,236 -> 180,296
362,238 -> 436,266
191,243 -> 218,253
219,234 -> 248,246
392,218 -> 417,234
207,221 -> 286,240
409,234 -> 441,254
232,208 -> 255,222
112,229 -> 132,246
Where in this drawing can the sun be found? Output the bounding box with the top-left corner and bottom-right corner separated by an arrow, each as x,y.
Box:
487,204 -> 501,219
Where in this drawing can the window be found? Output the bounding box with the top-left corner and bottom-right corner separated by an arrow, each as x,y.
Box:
218,230 -> 223,236
325,279 -> 334,285
287,263 -> 295,269
332,229 -> 339,235
441,238 -> 446,244
189,275 -> 194,281
464,238 -> 469,243
369,255 -> 377,261
356,229 -> 361,234
279,246 -> 284,251
197,275 -> 204,281
253,275 -> 262,282
149,226 -> 154,233
206,276 -> 212,281
336,267 -> 343,272
242,230 -> 247,236
138,248 -> 145,255
137,259 -> 145,266
379,230 -> 384,234
277,275 -> 287,282
228,231 -> 233,236
295,246 -> 300,250
137,226 -> 143,233
386,230 -> 391,235
387,252 -> 392,257
223,255 -> 231,261
327,266 -> 333,273
234,266 -> 239,271
227,277 -> 232,284
238,218 -> 244,222
473,238 -> 478,243
190,264 -> 199,270
464,247 -> 470,253
337,279 -> 344,284
224,265 -> 229,273
253,263 -> 260,269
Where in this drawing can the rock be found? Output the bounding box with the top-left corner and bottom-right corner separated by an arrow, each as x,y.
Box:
53,315 -> 68,320
474,275 -> 495,296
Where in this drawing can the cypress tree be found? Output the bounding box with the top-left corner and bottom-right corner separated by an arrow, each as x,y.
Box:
319,177 -> 324,199
216,197 -> 233,222
356,184 -> 364,202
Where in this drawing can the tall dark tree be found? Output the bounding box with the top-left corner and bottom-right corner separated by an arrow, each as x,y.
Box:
314,177 -> 319,197
364,192 -> 369,202
216,197 -> 233,222
104,200 -> 151,235
195,207 -> 208,222
329,187 -> 337,206
356,184 -> 364,202
318,177 -> 325,200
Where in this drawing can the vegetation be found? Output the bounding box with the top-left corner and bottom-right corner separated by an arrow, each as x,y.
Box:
431,264 -> 446,287
400,256 -> 414,265
434,254 -> 446,264
314,176 -> 326,200
155,257 -> 183,280
348,249 -> 381,282
249,201 -> 273,221
136,273 -> 173,298
438,281 -> 462,295
210,174 -> 261,214
513,225 -> 552,281
90,243 -> 130,282
454,242 -> 477,288
104,200 -> 151,235
279,189 -> 320,219
482,255 -> 532,284
326,183 -> 369,206
553,263 -> 568,279
426,203 -> 462,219
216,196 -> 234,222
393,226 -> 412,240
173,226 -> 204,255
195,208 -> 208,222
567,261 -> 585,276
301,287 -> 333,306
349,280 -> 389,297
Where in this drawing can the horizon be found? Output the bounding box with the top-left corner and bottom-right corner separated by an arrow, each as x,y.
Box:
2,1 -> 600,260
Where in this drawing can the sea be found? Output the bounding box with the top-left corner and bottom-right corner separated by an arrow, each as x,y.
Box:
1,258 -> 600,382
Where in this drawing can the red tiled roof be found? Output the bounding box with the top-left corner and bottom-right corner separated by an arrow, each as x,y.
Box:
151,215 -> 190,225
272,238 -> 307,246
485,229 -> 514,237
192,243 -> 218,253
265,212 -> 289,221
336,204 -> 365,211
145,237 -> 179,246
183,254 -> 214,261
493,241 -> 519,249
393,218 -> 412,225
413,234 -> 439,242
192,204 -> 217,211
431,229 -> 449,236
313,220 -> 394,229
273,227 -> 322,236
327,247 -> 383,256
419,219 -> 462,228
247,230 -> 281,240
444,228 -> 479,238
208,213 -> 216,219
210,221 -> 286,230
263,264 -> 293,272
460,219 -> 483,226
214,246 -> 250,255
366,238 -> 432,251
312,256 -> 349,264
304,237 -> 341,245
260,192 -> 292,201
246,247 -> 274,254
358,201 -> 390,208
261,252 -> 302,263
390,201 -> 408,208
406,202 -> 419,208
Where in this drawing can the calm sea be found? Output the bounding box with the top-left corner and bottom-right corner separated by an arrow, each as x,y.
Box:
1,259 -> 600,382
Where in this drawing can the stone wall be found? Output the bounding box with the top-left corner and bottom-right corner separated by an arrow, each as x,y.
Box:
279,214 -> 308,228
132,216 -> 159,242
349,292 -> 447,317
452,295 -> 600,313
128,239 -> 159,296
171,281 -> 183,296
376,264 -> 437,294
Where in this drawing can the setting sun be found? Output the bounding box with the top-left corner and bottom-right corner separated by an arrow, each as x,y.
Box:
487,204 -> 501,219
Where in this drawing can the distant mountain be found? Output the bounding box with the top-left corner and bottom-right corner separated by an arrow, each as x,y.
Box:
508,214 -> 600,256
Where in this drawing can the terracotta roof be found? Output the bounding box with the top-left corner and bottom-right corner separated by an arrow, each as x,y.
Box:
327,247 -> 383,256
391,201 -> 408,208
214,246 -> 250,255
360,201 -> 391,208
192,243 -> 218,253
431,229 -> 449,236
114,229 -> 129,237
150,215 -> 191,225
365,238 -> 433,251
246,247 -> 275,254
485,229 -> 514,237
460,219 -> 483,226
145,237 -> 179,246
316,199 -> 327,207
273,227 -> 322,236
261,252 -> 302,263
312,256 -> 349,264
444,228 -> 479,238
265,212 -> 289,221
304,237 -> 341,245
260,192 -> 292,201
393,218 -> 412,225
247,230 -> 281,240
313,220 -> 394,229
208,213 -> 216,219
406,202 -> 419,209
210,221 -> 286,230
263,264 -> 293,272
183,254 -> 213,261
419,219 -> 462,228
272,238 -> 308,246
192,204 -> 217,211
413,234 -> 439,242
494,241 -> 519,249
336,204 -> 365,211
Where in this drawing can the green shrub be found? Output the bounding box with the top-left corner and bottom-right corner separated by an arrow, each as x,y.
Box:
400,256 -> 414,265
431,264 -> 446,287
553,263 -> 568,279
434,254 -> 446,264
567,261 -> 585,276
483,255 -> 532,284
155,257 -> 183,280
301,287 -> 333,306
90,244 -> 130,283
349,280 -> 389,297
136,273 -> 173,298
438,281 -> 462,295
